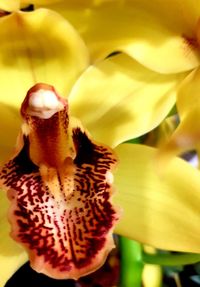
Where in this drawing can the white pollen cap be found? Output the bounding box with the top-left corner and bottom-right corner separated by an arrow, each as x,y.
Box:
29,89 -> 60,109
28,89 -> 64,119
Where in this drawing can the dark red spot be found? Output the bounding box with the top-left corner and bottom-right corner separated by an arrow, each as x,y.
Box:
182,34 -> 199,50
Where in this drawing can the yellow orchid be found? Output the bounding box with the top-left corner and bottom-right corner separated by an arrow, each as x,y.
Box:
2,0 -> 199,139
36,0 -> 200,66
2,0 -> 200,67
0,4 -> 200,287
22,0 -> 200,151
157,67 -> 200,164
89,0 -> 200,164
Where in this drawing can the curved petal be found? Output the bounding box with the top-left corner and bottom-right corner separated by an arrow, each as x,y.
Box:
0,0 -> 20,11
126,0 -> 200,26
47,1 -> 200,73
156,109 -> 200,167
0,8 -> 89,109
157,68 -> 200,163
21,0 -> 63,5
0,105 -> 21,165
34,0 -> 121,9
114,143 -> 200,253
70,53 -> 186,147
0,190 -> 27,287
177,68 -> 200,118
29,0 -> 109,7
144,115 -> 179,148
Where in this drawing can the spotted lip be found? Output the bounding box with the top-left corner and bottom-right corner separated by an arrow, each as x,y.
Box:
0,83 -> 120,279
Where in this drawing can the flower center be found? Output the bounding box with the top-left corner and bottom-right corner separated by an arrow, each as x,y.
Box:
0,83 -> 119,280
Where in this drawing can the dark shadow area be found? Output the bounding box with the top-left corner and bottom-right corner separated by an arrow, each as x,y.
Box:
5,249 -> 120,287
21,5 -> 34,12
5,263 -> 77,287
163,264 -> 200,287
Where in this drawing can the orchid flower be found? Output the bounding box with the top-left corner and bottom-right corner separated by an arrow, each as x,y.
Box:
0,5 -> 200,287
30,0 -> 200,163
34,0 -> 200,206
32,0 -> 200,66
85,0 -> 200,164
2,0 -> 199,141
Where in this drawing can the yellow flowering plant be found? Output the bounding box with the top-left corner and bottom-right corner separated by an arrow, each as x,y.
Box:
0,1 -> 199,286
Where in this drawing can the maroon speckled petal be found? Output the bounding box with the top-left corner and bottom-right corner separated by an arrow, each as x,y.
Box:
0,84 -> 119,279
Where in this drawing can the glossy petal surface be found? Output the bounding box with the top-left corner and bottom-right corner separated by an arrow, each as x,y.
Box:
21,0 -> 63,5
0,0 -> 20,11
31,0 -> 110,7
48,1 -> 200,72
114,144 -> 200,253
0,105 -> 21,165
0,8 -> 88,107
0,84 -> 119,279
0,8 -> 89,162
158,68 -> 200,162
0,191 -> 27,287
70,53 -> 186,147
177,68 -> 200,118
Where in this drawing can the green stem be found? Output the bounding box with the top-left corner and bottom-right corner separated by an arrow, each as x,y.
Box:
142,251 -> 200,266
119,237 -> 144,287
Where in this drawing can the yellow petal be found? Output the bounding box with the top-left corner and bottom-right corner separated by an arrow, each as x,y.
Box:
156,110 -> 200,167
127,0 -> 200,32
0,0 -> 20,11
21,0 -> 63,6
70,53 -> 186,147
0,8 -> 89,110
34,0 -> 119,9
157,68 -> 200,163
177,68 -> 200,118
0,190 -> 27,287
121,0 -> 200,74
0,105 -> 21,164
114,143 -> 200,253
48,1 -> 200,72
144,115 -> 178,148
